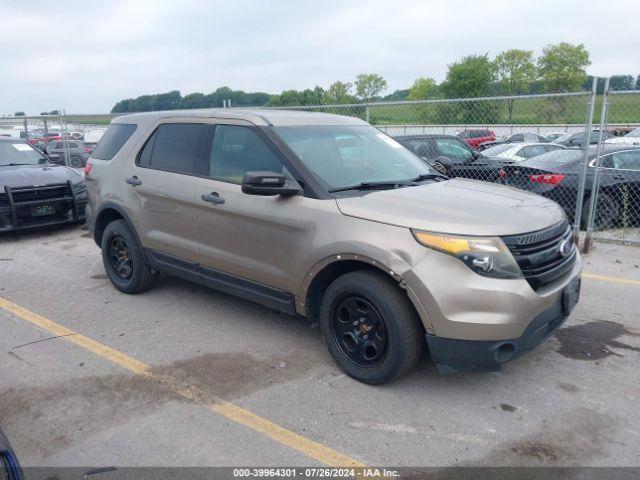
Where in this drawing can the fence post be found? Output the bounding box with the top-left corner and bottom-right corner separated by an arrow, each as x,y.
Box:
23,117 -> 28,140
365,106 -> 370,123
573,77 -> 597,244
584,77 -> 610,254
43,118 -> 48,137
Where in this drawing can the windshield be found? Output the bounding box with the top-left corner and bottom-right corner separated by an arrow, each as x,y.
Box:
0,141 -> 48,166
273,125 -> 437,190
482,144 -> 513,156
624,128 -> 640,138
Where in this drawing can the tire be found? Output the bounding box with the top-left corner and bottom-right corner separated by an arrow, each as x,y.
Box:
580,194 -> 619,230
101,219 -> 158,294
319,270 -> 424,384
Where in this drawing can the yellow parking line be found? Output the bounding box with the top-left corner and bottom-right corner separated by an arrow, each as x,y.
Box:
583,272 -> 640,287
0,296 -> 365,468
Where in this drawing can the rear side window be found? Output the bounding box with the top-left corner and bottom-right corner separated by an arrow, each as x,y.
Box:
138,123 -> 206,175
92,123 -> 137,160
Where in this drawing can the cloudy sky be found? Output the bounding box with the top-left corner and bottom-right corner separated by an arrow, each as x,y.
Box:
3,0 -> 639,114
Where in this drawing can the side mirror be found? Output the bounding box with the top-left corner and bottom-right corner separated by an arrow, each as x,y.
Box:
434,156 -> 453,169
241,171 -> 300,196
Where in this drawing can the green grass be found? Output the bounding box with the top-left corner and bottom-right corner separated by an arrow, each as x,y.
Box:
51,93 -> 640,127
365,94 -> 640,126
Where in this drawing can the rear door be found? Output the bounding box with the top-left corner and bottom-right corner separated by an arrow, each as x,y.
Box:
194,122 -> 303,293
126,121 -> 206,262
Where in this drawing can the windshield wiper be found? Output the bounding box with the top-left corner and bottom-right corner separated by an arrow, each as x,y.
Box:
406,173 -> 448,182
329,174 -> 448,193
328,181 -> 407,193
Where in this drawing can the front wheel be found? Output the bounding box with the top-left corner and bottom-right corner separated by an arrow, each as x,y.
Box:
319,270 -> 424,384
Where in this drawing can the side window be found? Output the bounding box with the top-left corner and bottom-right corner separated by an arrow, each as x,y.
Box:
139,123 -> 205,175
610,151 -> 640,171
545,144 -> 563,152
92,123 -> 137,160
520,145 -> 546,158
209,125 -> 284,183
406,139 -> 436,158
511,134 -> 524,142
435,138 -> 473,161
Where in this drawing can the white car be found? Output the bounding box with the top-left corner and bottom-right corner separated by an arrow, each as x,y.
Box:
482,142 -> 566,161
605,128 -> 640,146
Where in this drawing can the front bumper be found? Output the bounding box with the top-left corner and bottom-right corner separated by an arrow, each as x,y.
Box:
0,182 -> 87,232
426,275 -> 580,373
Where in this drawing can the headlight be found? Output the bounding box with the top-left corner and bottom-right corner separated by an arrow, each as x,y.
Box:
412,230 -> 522,279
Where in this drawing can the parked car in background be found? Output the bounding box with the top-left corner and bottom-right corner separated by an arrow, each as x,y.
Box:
605,128 -> 640,146
395,134 -> 516,181
0,137 -> 87,231
543,131 -> 568,142
457,128 -> 495,149
27,131 -> 63,145
85,110 -> 581,383
552,130 -> 612,147
477,132 -> 547,150
41,140 -> 89,167
500,146 -> 640,228
606,126 -> 635,137
481,142 -> 566,162
83,141 -> 98,155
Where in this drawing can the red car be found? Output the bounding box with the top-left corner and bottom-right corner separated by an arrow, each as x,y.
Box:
458,128 -> 496,149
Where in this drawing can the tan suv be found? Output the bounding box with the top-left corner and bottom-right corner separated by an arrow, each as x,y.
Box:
85,109 -> 581,384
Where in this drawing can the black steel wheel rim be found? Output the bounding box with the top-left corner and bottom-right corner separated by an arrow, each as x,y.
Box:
109,234 -> 133,280
330,294 -> 388,368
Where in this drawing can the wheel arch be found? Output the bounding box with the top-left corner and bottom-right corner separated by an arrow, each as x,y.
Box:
299,254 -> 406,323
93,202 -> 144,256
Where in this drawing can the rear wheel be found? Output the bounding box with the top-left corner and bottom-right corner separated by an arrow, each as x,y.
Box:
581,194 -> 619,230
101,220 -> 158,293
319,270 -> 424,384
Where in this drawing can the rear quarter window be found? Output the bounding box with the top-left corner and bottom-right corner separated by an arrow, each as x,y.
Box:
91,123 -> 137,160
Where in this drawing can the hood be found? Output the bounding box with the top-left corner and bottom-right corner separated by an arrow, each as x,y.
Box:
335,178 -> 565,236
0,164 -> 83,189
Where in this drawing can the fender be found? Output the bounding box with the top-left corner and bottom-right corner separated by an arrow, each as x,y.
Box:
296,252 -> 435,333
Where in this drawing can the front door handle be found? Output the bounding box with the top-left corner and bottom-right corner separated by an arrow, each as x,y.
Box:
201,192 -> 225,205
126,176 -> 142,186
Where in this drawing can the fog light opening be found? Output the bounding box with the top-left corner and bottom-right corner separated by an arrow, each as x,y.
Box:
494,343 -> 516,363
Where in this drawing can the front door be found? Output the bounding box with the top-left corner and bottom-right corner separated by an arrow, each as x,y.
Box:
194,123 -> 304,293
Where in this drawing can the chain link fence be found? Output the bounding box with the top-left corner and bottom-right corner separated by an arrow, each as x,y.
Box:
0,114 -> 111,168
587,87 -> 640,246
3,83 -> 639,246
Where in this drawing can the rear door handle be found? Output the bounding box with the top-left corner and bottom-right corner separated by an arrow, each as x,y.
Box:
201,192 -> 225,205
126,176 -> 142,186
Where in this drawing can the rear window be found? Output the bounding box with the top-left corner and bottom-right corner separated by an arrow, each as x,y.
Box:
92,123 -> 137,160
